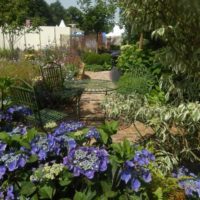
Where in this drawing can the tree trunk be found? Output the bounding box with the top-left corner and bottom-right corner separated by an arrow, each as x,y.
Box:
139,32 -> 143,49
96,32 -> 98,53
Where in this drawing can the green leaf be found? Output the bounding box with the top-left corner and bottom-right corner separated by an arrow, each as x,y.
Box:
73,191 -> 86,200
100,121 -> 118,136
99,129 -> 108,144
59,177 -> 71,186
100,181 -> 118,198
25,128 -> 37,142
73,189 -> 96,200
111,139 -> 135,162
19,140 -> 30,149
0,132 -> 10,143
27,155 -> 38,163
20,182 -> 36,196
153,187 -> 163,200
39,185 -> 55,199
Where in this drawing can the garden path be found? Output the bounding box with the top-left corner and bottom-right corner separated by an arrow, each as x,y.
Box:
80,71 -> 153,142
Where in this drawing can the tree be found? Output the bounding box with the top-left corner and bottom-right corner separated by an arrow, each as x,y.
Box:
27,0 -> 52,25
78,0 -> 115,51
116,0 -> 200,75
0,0 -> 50,52
0,0 -> 30,51
116,0 -> 200,102
49,0 -> 66,26
64,6 -> 83,27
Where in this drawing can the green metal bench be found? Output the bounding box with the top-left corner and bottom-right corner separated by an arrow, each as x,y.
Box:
10,80 -> 68,129
40,62 -> 82,119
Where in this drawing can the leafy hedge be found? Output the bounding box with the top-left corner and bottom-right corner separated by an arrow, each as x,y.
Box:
82,52 -> 112,66
117,45 -> 154,73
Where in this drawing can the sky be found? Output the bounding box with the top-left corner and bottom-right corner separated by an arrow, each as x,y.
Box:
45,0 -> 82,8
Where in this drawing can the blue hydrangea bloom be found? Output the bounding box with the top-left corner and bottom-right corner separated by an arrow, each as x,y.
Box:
173,166 -> 200,198
120,149 -> 155,192
131,178 -> 141,192
0,166 -> 6,179
53,121 -> 85,136
179,179 -> 200,198
5,185 -> 15,200
85,127 -> 100,140
0,142 -> 7,153
63,146 -> 109,179
0,153 -> 27,174
0,185 -> 15,200
7,105 -> 32,116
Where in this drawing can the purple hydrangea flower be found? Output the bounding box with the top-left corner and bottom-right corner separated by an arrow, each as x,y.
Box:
7,105 -> 32,116
142,170 -> 152,183
121,170 -> 132,184
38,150 -> 47,160
63,146 -> 109,179
30,132 -> 77,159
172,166 -> 196,179
0,166 -> 6,179
0,142 -> 7,153
0,191 -> 4,199
53,121 -> 85,136
30,136 -> 49,160
85,127 -> 100,140
120,149 -> 155,192
0,185 -> 15,200
0,153 -> 27,172
179,179 -> 200,198
173,166 -> 200,198
5,185 -> 14,200
9,125 -> 27,135
131,178 -> 141,192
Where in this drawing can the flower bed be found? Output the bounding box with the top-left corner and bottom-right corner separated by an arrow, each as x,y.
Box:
0,106 -> 199,199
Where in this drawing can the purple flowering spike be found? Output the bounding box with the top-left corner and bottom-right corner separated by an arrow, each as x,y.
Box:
121,170 -> 132,184
7,160 -> 17,172
142,171 -> 152,183
85,170 -> 95,179
0,166 -> 6,179
131,178 -> 141,192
